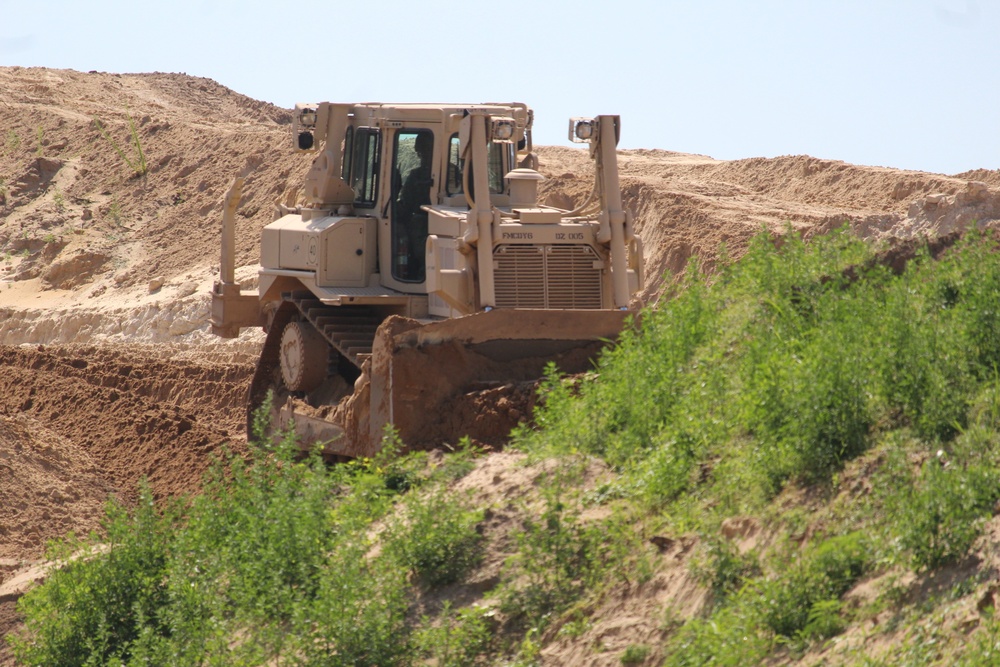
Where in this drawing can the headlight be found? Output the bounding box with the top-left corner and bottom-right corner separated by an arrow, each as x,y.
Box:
490,117 -> 516,143
569,118 -> 596,143
299,108 -> 317,128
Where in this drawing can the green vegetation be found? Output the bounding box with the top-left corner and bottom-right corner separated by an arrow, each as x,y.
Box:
106,197 -> 125,227
9,409 -> 613,666
12,227 -> 1000,665
516,228 -> 1000,662
4,129 -> 21,154
384,484 -> 484,587
93,109 -> 148,177
621,644 -> 652,664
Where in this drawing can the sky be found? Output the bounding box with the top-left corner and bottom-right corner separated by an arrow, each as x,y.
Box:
1,0 -> 997,175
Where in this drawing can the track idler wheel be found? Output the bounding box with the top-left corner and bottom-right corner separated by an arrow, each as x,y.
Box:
279,321 -> 329,392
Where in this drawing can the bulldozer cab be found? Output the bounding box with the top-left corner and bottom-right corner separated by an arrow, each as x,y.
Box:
301,105 -> 523,297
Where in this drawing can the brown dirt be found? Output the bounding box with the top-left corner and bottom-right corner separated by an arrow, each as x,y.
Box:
2,65 -> 1000,665
0,413 -> 110,561
0,345 -> 251,503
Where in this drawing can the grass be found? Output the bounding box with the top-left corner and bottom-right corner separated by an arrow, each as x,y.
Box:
93,109 -> 148,177
12,227 -> 1000,665
4,129 -> 20,154
106,197 -> 125,226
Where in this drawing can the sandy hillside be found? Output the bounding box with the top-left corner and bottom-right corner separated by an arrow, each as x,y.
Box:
2,66 -> 1000,665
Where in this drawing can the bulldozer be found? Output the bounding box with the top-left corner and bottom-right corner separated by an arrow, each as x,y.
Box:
210,102 -> 644,457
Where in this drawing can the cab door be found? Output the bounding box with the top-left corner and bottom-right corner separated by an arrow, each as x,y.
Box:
391,129 -> 435,284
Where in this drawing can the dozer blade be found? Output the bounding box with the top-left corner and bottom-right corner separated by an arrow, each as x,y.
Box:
355,309 -> 634,456
259,308 -> 633,458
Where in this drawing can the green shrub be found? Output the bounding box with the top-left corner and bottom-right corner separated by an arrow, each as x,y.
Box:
500,481 -> 607,632
294,541 -> 412,666
8,408 -> 422,665
693,535 -> 761,601
749,532 -> 868,639
415,603 -> 494,667
620,643 -> 652,664
384,485 -> 484,587
667,530 -> 870,662
895,455 -> 999,570
10,483 -> 175,667
664,605 -> 770,667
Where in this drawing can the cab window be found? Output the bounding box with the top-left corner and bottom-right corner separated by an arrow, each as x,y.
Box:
341,126 -> 354,181
350,128 -> 379,208
446,134 -> 507,198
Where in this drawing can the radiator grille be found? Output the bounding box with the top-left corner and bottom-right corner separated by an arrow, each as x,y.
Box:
494,244 -> 603,309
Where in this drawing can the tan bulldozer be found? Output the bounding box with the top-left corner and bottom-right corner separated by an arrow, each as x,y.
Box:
210,102 -> 644,457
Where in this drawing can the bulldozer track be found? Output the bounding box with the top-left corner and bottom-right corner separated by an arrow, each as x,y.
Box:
284,291 -> 380,368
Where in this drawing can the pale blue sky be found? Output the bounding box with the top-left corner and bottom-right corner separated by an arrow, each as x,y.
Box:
1,0 -> 997,174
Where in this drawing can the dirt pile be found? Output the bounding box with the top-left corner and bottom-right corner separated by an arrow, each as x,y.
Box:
0,413 -> 110,561
0,67 -> 304,289
0,345 -> 251,504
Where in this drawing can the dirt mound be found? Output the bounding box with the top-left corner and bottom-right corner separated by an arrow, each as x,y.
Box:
0,67 -> 309,294
0,413 -> 111,561
0,345 -> 251,500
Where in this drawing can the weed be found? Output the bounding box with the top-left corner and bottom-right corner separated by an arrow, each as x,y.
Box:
8,402 -> 419,665
93,108 -> 148,177
52,188 -> 65,212
10,482 -> 176,667
664,604 -> 770,667
664,530 -> 870,665
41,233 -> 55,244
748,532 -> 869,639
957,615 -> 1000,665
500,466 -> 609,635
892,452 -> 1000,570
106,198 -> 124,226
294,541 -> 412,666
557,611 -> 592,638
4,129 -> 20,154
692,535 -> 761,601
620,643 -> 651,664
415,603 -> 493,667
